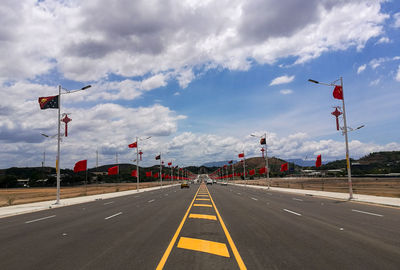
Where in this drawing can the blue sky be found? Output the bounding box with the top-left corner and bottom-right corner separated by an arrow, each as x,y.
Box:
0,0 -> 399,169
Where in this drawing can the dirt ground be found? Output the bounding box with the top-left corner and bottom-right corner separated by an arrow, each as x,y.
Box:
233,177 -> 400,198
0,181 -> 174,207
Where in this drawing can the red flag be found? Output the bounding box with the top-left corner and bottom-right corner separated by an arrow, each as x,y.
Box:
131,170 -> 137,177
108,166 -> 118,175
168,162 -> 172,166
155,155 -> 161,160
333,85 -> 343,100
73,160 -> 87,173
154,172 -> 159,178
238,153 -> 244,158
280,163 -> 288,172
249,169 -> 255,176
259,167 -> 267,174
128,142 -> 137,148
260,138 -> 266,145
316,155 -> 322,168
146,171 -> 152,177
223,165 -> 227,168
228,160 -> 233,164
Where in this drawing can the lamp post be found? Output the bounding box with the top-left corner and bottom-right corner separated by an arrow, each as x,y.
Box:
251,133 -> 270,189
135,136 -> 151,192
308,77 -> 353,199
55,85 -> 91,204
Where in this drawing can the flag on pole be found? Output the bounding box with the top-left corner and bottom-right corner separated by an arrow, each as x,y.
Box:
333,85 -> 343,100
168,162 -> 172,166
249,169 -> 255,176
238,153 -> 244,158
38,95 -> 59,110
108,166 -> 118,175
259,167 -> 267,174
131,170 -> 137,177
155,155 -> 161,160
228,160 -> 233,164
146,171 -> 152,177
128,142 -> 137,148
260,138 -> 266,145
154,172 -> 159,178
73,160 -> 87,173
280,163 -> 288,172
316,155 -> 322,168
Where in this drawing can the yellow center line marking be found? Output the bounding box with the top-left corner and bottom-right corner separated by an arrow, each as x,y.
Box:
196,195 -> 209,197
206,187 -> 247,269
189,213 -> 217,220
193,203 -> 212,207
177,237 -> 230,258
156,186 -> 201,270
195,198 -> 211,201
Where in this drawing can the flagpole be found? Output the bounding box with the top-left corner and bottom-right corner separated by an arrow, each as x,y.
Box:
341,77 -> 353,199
56,85 -> 61,204
243,151 -> 246,185
160,153 -> 162,188
85,167 -> 88,195
136,137 -> 139,192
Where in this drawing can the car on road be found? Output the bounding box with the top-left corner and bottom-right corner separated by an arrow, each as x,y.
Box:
206,179 -> 213,185
221,181 -> 228,186
181,181 -> 189,189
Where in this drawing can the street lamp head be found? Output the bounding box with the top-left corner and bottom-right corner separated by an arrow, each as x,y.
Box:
308,79 -> 319,84
81,85 -> 92,90
41,133 -> 49,137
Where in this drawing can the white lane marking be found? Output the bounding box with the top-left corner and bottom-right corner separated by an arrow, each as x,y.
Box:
351,209 -> 383,217
105,212 -> 123,220
292,198 -> 303,201
148,199 -> 155,203
251,197 -> 258,201
103,201 -> 114,205
237,193 -> 241,195
283,209 -> 302,216
25,215 -> 56,224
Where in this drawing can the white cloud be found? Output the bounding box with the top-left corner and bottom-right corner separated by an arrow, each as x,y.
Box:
270,75 -> 295,86
396,65 -> 400,82
376,37 -> 390,44
369,78 -> 380,86
280,89 -> 293,95
393,12 -> 400,28
173,92 -> 180,96
357,64 -> 366,74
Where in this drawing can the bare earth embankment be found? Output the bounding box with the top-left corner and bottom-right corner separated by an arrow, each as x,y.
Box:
234,177 -> 400,198
0,181 -> 174,207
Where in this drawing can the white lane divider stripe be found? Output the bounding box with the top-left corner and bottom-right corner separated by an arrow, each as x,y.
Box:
283,209 -> 302,216
25,215 -> 56,224
352,209 -> 383,217
148,199 -> 155,203
105,212 -> 123,220
292,198 -> 303,201
103,201 -> 114,205
251,197 -> 258,201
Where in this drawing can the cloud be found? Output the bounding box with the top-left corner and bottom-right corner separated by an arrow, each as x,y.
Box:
270,75 -> 295,86
393,12 -> 400,28
396,65 -> 400,82
280,89 -> 293,95
376,37 -> 390,44
173,92 -> 180,96
369,78 -> 380,86
357,64 -> 366,74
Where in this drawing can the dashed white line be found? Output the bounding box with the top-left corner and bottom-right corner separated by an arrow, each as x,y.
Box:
292,198 -> 303,201
105,212 -> 123,220
103,201 -> 114,205
352,209 -> 383,217
251,197 -> 258,201
283,209 -> 302,216
148,199 -> 155,203
25,215 -> 56,224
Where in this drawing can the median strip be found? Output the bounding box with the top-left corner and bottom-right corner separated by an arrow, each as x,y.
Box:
189,213 -> 217,220
196,198 -> 211,201
177,237 -> 230,257
193,203 -> 213,207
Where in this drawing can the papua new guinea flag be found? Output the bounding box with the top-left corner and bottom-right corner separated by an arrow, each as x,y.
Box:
38,95 -> 59,109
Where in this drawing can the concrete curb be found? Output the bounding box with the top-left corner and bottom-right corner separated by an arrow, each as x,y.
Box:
230,183 -> 400,208
0,184 -> 180,219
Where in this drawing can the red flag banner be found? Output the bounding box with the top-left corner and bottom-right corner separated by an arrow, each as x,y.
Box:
146,171 -> 152,177
333,85 -> 343,100
108,166 -> 118,175
73,160 -> 87,173
128,142 -> 137,148
154,173 -> 159,178
280,163 -> 288,172
168,162 -> 172,166
155,155 -> 161,160
316,155 -> 322,168
260,138 -> 266,145
249,169 -> 255,176
259,167 -> 266,174
38,95 -> 59,110
238,153 -> 244,158
228,160 -> 233,164
131,170 -> 137,177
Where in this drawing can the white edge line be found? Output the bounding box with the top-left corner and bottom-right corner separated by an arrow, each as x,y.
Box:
283,209 -> 302,216
25,215 -> 56,224
351,209 -> 383,217
105,212 -> 123,220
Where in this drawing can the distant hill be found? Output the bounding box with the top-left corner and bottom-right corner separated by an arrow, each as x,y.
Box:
287,159 -> 327,167
202,161 -> 234,167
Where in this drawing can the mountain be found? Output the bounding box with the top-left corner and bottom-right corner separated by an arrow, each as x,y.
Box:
202,161 -> 235,167
287,159 -> 328,167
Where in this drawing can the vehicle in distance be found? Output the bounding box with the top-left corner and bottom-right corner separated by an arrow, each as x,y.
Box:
221,181 -> 228,186
181,180 -> 189,188
206,179 -> 213,185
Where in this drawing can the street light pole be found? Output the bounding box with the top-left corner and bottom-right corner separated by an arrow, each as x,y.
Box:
136,136 -> 139,192
264,133 -> 270,189
308,77 -> 353,199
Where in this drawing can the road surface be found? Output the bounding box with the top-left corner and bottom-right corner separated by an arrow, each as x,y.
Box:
0,182 -> 399,269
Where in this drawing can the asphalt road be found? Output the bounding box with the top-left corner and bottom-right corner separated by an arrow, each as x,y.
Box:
0,182 -> 399,270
